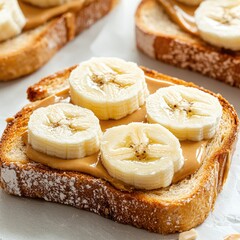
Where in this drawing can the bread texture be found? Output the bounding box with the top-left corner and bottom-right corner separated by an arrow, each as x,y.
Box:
0,66 -> 239,234
135,0 -> 240,88
0,0 -> 115,81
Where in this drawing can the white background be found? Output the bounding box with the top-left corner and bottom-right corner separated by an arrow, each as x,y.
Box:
0,0 -> 240,239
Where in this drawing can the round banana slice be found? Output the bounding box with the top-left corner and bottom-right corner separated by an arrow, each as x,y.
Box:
69,57 -> 149,120
100,123 -> 184,190
176,0 -> 203,6
28,103 -> 102,159
146,86 -> 222,141
0,0 -> 26,42
21,0 -> 75,8
195,0 -> 240,50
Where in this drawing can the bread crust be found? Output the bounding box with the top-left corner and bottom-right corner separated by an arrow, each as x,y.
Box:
0,0 -> 114,81
135,0 -> 240,88
0,66 -> 239,234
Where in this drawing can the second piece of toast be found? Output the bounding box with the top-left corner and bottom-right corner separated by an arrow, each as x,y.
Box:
0,0 -> 116,81
135,0 -> 240,88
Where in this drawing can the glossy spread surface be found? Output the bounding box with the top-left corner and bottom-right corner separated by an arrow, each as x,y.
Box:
158,0 -> 199,35
19,0 -> 93,31
24,76 -> 208,191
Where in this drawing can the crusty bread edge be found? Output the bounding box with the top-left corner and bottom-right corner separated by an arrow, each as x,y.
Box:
0,0 -> 115,81
135,0 -> 240,88
0,66 -> 239,234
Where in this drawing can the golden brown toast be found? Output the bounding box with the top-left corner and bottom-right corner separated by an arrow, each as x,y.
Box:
135,0 -> 240,88
0,65 -> 238,234
0,0 -> 115,81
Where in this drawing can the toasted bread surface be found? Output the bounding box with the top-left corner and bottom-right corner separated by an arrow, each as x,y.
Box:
135,0 -> 240,88
0,66 -> 239,234
0,0 -> 114,81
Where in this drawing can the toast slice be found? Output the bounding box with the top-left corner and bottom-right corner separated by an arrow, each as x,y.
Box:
135,0 -> 240,88
0,65 -> 239,234
0,0 -> 115,81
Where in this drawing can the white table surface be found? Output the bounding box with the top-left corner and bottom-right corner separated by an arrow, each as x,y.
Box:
0,1 -> 240,239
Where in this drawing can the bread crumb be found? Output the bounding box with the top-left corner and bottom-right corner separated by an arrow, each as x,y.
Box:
179,229 -> 197,240
6,117 -> 14,123
224,234 -> 240,240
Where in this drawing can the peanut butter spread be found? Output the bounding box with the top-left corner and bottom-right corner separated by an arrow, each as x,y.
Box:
158,0 -> 198,35
23,77 -> 208,191
19,0 -> 94,31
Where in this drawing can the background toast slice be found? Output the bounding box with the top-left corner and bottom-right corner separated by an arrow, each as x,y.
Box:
135,0 -> 240,88
0,66 -> 239,234
0,0 -> 115,81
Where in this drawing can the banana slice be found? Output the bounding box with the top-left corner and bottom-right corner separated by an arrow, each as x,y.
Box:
176,0 -> 203,6
28,103 -> 102,159
21,0 -> 76,8
146,86 -> 222,141
69,57 -> 149,120
0,0 -> 26,42
195,0 -> 240,50
100,123 -> 184,190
